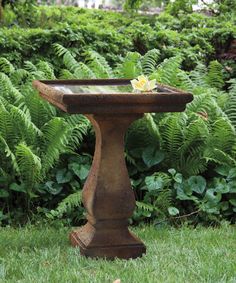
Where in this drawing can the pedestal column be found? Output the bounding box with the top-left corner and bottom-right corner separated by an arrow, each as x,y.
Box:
70,114 -> 146,259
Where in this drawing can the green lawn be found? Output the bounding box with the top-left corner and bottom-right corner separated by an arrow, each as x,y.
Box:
0,225 -> 236,283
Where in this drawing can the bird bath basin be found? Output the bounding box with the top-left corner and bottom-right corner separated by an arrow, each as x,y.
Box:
33,78 -> 193,260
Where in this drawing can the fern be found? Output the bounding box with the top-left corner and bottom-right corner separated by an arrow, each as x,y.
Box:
186,92 -> 215,114
54,44 -> 97,79
126,115 -> 161,151
206,60 -> 224,89
178,115 -> 209,175
180,114 -> 209,154
86,50 -> 113,78
153,188 -> 172,214
0,136 -> 19,173
10,69 -> 29,86
151,56 -> 182,86
136,201 -> 154,212
204,148 -> 236,166
40,117 -> 70,175
0,72 -> 23,104
0,106 -> 15,146
53,43 -> 79,72
115,52 -> 142,78
10,105 -> 42,145
15,143 -> 42,190
0,57 -> 15,74
24,61 -> 38,73
160,113 -> 184,166
189,62 -> 208,88
177,70 -> 196,91
59,69 -> 77,79
47,190 -> 82,219
225,79 -> 236,130
36,61 -> 56,80
206,118 -> 236,153
140,49 -> 160,75
23,86 -> 56,128
64,114 -> 90,151
73,62 -> 96,79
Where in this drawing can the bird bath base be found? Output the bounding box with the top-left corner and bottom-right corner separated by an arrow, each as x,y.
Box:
69,113 -> 145,259
33,79 -> 193,260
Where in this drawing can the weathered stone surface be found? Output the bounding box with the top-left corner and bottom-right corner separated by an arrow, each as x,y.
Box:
33,79 -> 193,259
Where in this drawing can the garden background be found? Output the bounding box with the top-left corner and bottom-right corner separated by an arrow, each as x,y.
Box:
0,0 -> 236,281
1,0 -> 236,226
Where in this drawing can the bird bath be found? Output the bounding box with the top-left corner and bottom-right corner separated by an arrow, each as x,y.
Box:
33,78 -> 193,260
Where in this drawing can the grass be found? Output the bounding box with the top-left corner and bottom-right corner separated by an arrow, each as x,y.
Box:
0,224 -> 236,283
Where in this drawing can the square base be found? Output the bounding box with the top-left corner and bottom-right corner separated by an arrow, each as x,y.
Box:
70,225 -> 146,260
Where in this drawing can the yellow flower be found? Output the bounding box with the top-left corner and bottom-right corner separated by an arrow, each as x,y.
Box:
131,75 -> 156,92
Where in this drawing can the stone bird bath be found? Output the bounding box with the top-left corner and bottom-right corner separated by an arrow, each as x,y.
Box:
33,78 -> 193,260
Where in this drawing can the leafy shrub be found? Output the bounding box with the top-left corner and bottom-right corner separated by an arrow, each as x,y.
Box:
31,46 -> 236,226
0,58 -> 90,224
0,4 -> 236,226
0,5 -> 235,76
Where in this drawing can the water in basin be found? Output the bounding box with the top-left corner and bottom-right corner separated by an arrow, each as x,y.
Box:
49,83 -> 172,94
51,85 -> 133,94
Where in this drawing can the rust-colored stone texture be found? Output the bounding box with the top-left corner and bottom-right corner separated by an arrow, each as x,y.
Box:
33,79 -> 193,260
70,114 -> 146,259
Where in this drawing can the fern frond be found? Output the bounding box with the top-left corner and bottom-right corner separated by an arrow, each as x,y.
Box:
204,148 -> 236,166
0,106 -> 16,148
40,117 -> 70,175
23,86 -> 56,128
0,136 -> 19,173
126,115 -> 160,151
180,114 -> 209,155
47,190 -> 82,219
15,143 -> 42,189
24,61 -> 37,73
10,105 -> 42,144
141,49 -> 160,75
86,50 -> 113,78
186,92 -> 215,114
151,56 -> 183,86
0,58 -> 15,74
228,79 -> 236,93
10,69 -> 29,86
153,188 -> 172,213
64,114 -> 90,150
59,69 -> 77,79
136,201 -> 154,212
206,60 -> 224,89
36,61 -> 56,80
23,63 -> 46,80
0,72 -> 23,104
145,113 -> 161,141
179,153 -> 206,176
53,43 -> 79,72
207,118 -> 236,153
189,62 -> 208,87
115,52 -> 142,78
74,62 -> 96,79
160,113 -> 184,165
225,79 -> 236,130
177,70 -> 196,91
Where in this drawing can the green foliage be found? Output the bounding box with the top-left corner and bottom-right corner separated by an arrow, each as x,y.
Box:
225,79 -> 236,130
0,57 -> 90,223
44,47 -> 236,226
141,49 -> 160,76
124,0 -> 142,11
0,5 -> 235,80
1,4 -> 236,226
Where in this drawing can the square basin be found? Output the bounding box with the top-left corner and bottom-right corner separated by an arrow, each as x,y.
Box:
33,79 -> 193,114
